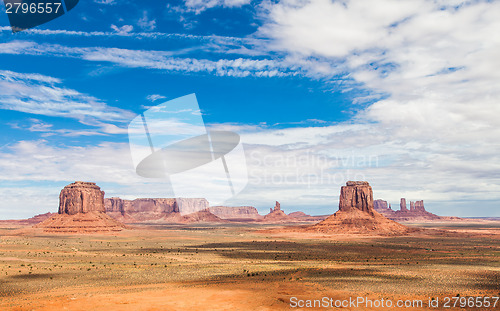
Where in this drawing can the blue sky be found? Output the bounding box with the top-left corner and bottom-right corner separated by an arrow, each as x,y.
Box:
0,0 -> 499,218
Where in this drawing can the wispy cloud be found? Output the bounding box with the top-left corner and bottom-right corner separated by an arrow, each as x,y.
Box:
0,70 -> 135,133
9,118 -> 118,137
0,26 -> 272,57
146,94 -> 167,102
0,26 -> 264,45
137,11 -> 156,31
184,0 -> 252,13
94,0 -> 116,5
0,41 -> 303,77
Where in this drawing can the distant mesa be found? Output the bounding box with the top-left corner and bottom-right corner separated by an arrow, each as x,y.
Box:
288,211 -> 309,218
306,181 -> 410,235
374,198 -> 441,221
0,212 -> 54,226
288,211 -> 328,222
182,209 -> 223,223
209,206 -> 262,220
105,197 -> 223,223
35,182 -> 124,233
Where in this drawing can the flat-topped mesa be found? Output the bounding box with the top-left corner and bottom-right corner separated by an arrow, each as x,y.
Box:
338,181 -> 374,214
400,198 -> 408,211
209,206 -> 261,220
104,198 -> 210,222
59,181 -> 105,215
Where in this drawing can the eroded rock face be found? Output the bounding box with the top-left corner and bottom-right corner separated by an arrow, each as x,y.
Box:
415,200 -> 425,212
410,201 -> 415,211
104,197 -> 209,222
400,198 -> 407,211
59,182 -> 105,215
263,201 -> 291,222
269,201 -> 281,214
339,181 -> 374,214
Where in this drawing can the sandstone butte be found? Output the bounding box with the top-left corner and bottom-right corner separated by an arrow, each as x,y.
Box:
35,182 -> 124,233
307,181 -> 410,235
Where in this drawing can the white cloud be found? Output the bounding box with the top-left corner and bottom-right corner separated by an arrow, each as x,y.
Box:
258,0 -> 500,140
259,0 -> 425,58
110,24 -> 134,34
184,0 -> 251,13
94,0 -> 116,4
0,41 -> 299,78
0,70 -> 134,123
146,94 -> 167,102
137,11 -> 156,31
9,118 -> 122,137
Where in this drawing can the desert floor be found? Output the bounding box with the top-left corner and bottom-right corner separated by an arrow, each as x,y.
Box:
0,221 -> 499,310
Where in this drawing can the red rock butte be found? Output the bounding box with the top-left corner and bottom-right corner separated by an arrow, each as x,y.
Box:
59,182 -> 105,215
307,181 -> 410,235
339,181 -> 374,214
36,182 -> 124,233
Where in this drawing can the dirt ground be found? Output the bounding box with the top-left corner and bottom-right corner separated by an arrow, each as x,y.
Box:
0,221 -> 499,310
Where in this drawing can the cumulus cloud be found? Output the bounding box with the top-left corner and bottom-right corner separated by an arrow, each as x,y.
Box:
258,0 -> 500,142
